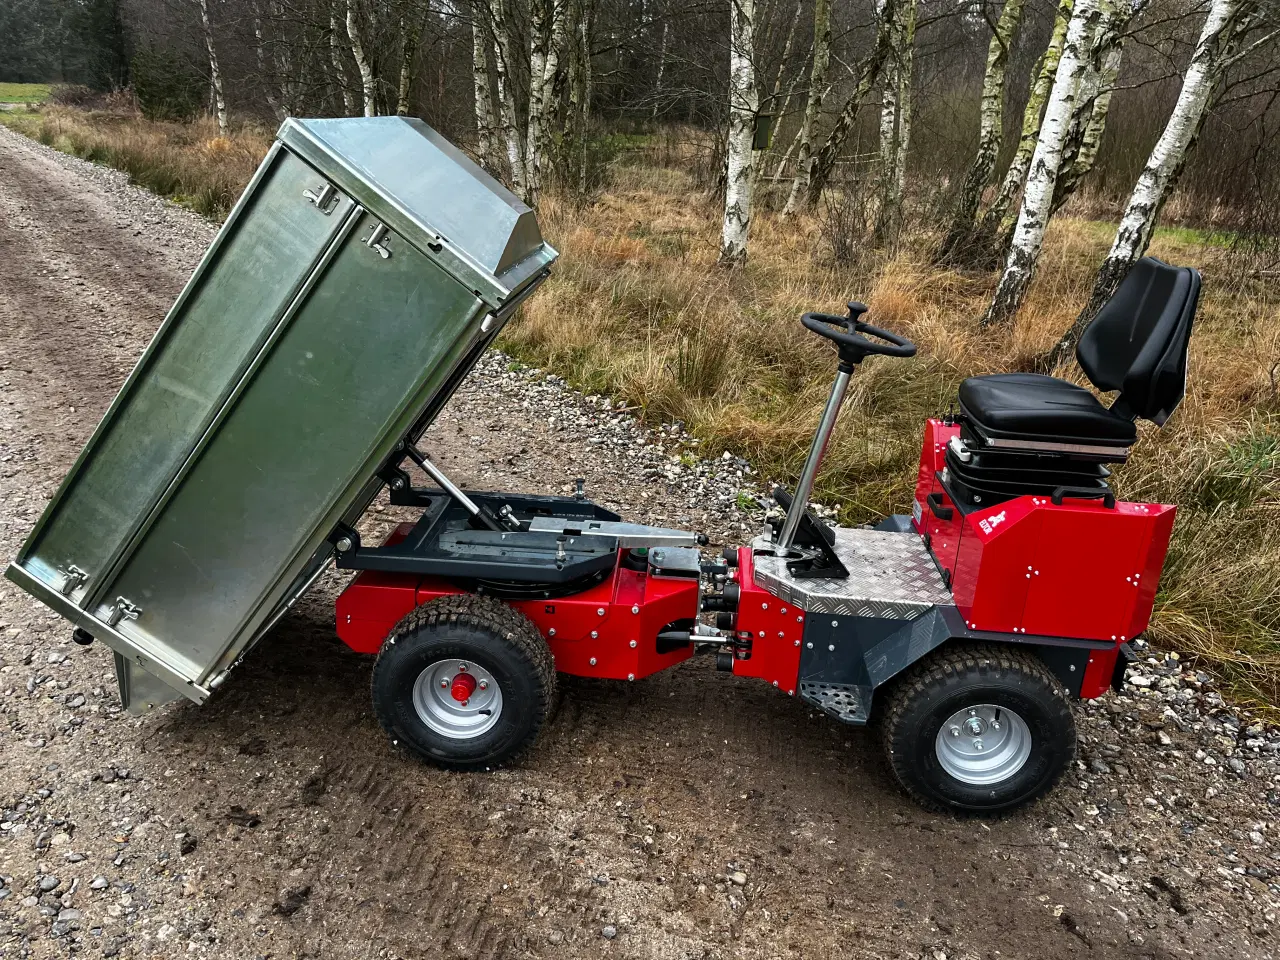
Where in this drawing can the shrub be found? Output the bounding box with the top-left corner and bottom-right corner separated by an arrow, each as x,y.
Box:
131,50 -> 202,122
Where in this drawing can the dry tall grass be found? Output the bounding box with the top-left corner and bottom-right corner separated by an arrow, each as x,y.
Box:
0,106 -> 270,219
516,164 -> 1280,710
2,109 -> 1277,709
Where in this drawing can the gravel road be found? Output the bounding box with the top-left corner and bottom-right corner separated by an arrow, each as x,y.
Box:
1,123 -> 1277,960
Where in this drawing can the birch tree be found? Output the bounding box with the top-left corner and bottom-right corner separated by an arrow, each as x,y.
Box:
973,0 -> 1073,254
346,0 -> 377,116
525,0 -> 567,206
196,0 -> 228,135
1051,0 -> 1256,360
330,8 -> 357,115
719,0 -> 758,265
472,8 -> 497,168
937,0 -> 1028,261
492,0 -> 526,192
563,0 -> 596,196
797,0 -> 896,211
874,0 -> 915,244
1048,0 -> 1146,216
981,0 -> 1101,326
781,0 -> 831,216
254,3 -> 285,121
396,0 -> 429,116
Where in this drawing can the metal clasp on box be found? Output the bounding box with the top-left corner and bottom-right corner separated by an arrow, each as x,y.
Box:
106,597 -> 142,627
303,182 -> 339,214
59,564 -> 88,596
364,223 -> 393,259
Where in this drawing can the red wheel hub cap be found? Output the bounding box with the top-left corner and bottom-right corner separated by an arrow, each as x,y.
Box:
450,672 -> 477,702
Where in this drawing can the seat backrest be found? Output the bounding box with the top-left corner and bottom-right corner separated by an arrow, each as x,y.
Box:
1076,256 -> 1201,426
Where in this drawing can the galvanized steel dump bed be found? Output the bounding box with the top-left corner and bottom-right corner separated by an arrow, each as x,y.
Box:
6,116 -> 557,710
7,114 -> 1203,814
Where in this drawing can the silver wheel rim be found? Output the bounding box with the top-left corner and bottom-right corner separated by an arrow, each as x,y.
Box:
934,703 -> 1032,786
412,660 -> 503,740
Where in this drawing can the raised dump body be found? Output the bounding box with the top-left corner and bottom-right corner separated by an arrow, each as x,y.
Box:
6,116 -> 557,711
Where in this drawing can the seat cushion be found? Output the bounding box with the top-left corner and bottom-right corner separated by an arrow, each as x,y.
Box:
958,373 -> 1137,445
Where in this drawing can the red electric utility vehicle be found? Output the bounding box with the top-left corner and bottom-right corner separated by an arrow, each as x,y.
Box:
334,257 -> 1200,814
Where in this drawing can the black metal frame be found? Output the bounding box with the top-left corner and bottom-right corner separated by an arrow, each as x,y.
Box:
332,486 -> 624,584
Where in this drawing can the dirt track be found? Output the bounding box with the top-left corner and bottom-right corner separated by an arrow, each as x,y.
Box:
0,125 -> 1276,960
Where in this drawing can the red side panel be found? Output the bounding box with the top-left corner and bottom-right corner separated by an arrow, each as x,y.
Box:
912,419 -> 958,531
1081,646 -> 1121,699
730,547 -> 804,695
335,538 -> 698,681
951,499 -> 1041,633
1022,504 -> 1145,641
1126,504 -> 1177,639
948,496 -> 1176,647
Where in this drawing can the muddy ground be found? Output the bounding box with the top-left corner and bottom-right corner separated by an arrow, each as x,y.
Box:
0,126 -> 1276,960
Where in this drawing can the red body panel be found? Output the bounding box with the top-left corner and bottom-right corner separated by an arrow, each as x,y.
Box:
911,420 -> 1177,691
335,525 -> 698,681
729,548 -> 803,695
912,421 -> 964,578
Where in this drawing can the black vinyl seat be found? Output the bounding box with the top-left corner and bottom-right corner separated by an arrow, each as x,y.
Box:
958,373 -> 1136,446
959,257 -> 1201,457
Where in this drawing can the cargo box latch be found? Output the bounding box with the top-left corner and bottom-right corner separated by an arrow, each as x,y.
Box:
302,182 -> 338,214
59,564 -> 88,596
364,223 -> 393,259
106,597 -> 142,628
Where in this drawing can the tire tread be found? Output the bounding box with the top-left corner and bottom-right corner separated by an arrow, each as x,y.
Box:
880,643 -> 1075,814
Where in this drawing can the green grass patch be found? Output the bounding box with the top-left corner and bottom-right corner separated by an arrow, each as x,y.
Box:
0,83 -> 51,104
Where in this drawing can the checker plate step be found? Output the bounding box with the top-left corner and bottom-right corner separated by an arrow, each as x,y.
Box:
800,681 -> 869,725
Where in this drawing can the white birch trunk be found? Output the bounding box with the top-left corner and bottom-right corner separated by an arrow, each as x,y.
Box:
981,0 -> 1101,326
893,3 -> 914,200
977,0 -> 1073,244
781,0 -> 831,215
875,0 -> 914,242
525,0 -> 567,206
346,0 -> 377,117
939,0 -> 1027,258
254,5 -> 285,121
397,7 -> 427,117
1050,5 -> 1126,213
796,0 -> 896,210
652,19 -> 669,117
197,0 -> 228,136
330,9 -> 357,115
719,0 -> 757,265
493,0 -> 526,192
1055,0 -> 1242,354
472,9 -> 497,167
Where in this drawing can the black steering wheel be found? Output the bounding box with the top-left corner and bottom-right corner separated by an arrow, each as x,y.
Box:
801,302 -> 916,367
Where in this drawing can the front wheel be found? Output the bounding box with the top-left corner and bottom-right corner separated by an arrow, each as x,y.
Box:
881,644 -> 1076,814
371,594 -> 556,771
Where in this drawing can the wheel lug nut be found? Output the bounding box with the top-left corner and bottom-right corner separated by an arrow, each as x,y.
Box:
478,680 -> 488,690
439,679 -> 449,688
949,726 -> 961,737
973,739 -> 984,751
461,698 -> 470,707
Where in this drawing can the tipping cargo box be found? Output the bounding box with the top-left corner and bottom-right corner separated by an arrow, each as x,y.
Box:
5,116 -> 557,710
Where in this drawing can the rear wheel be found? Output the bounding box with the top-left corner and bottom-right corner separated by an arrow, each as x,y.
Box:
372,594 -> 556,771
881,644 -> 1076,814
